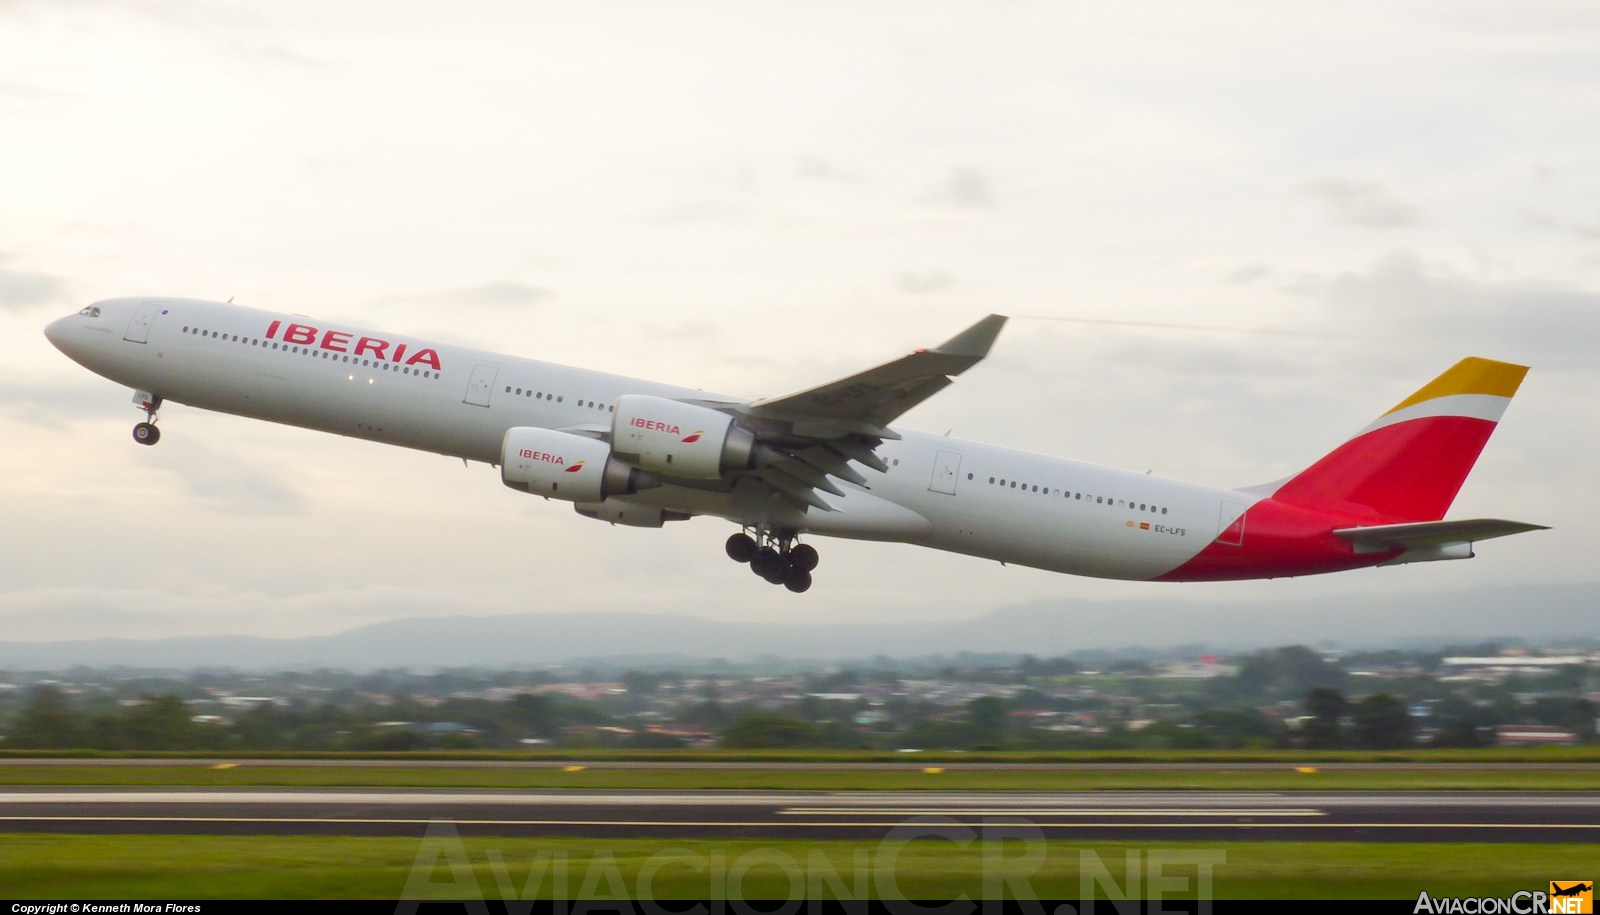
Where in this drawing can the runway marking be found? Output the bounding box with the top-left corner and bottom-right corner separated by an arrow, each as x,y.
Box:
778,809 -> 1328,817
0,816 -> 1597,830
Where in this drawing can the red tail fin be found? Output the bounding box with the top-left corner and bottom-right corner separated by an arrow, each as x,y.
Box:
1270,358 -> 1527,522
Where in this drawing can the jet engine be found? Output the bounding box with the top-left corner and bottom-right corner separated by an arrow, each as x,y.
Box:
501,427 -> 652,503
611,394 -> 754,479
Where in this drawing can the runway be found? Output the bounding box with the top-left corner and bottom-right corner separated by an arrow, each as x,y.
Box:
0,789 -> 1595,841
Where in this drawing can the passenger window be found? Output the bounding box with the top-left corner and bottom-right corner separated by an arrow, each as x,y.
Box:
1097,497 -> 1102,503
988,477 -> 995,484
1010,482 -> 1016,488
967,473 -> 973,480
1161,507 -> 1167,514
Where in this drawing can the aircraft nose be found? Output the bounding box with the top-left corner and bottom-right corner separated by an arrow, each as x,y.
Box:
43,315 -> 69,350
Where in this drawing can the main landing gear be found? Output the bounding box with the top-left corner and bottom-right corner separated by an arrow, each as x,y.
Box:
132,392 -> 163,446
725,530 -> 819,593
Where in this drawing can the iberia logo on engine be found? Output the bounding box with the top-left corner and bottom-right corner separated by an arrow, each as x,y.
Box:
682,430 -> 703,443
631,418 -> 681,435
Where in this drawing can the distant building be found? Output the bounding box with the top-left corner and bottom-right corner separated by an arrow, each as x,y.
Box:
1495,725 -> 1578,747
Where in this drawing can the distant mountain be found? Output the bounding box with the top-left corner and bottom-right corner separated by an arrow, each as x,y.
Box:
0,582 -> 1594,671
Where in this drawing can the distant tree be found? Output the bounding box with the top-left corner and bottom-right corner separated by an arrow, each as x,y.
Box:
122,695 -> 205,750
1528,696 -> 1596,734
1351,693 -> 1412,749
1138,720 -> 1214,750
720,713 -> 818,749
359,728 -> 429,751
7,686 -> 82,749
508,694 -> 557,738
1428,717 -> 1485,749
1194,708 -> 1280,749
966,700 -> 1004,735
1303,687 -> 1348,749
1274,647 -> 1347,697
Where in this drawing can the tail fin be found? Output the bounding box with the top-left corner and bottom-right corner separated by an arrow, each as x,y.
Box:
1271,357 -> 1528,522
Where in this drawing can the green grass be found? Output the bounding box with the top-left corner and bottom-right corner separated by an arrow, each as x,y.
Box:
3,747 -> 1599,762
0,834 -> 1589,899
1,764 -> 1598,790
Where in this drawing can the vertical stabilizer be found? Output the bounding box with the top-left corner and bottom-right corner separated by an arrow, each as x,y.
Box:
1269,357 -> 1527,522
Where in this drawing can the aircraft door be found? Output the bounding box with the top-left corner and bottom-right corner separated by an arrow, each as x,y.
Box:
1217,500 -> 1247,546
928,450 -> 962,495
123,301 -> 161,343
463,364 -> 498,407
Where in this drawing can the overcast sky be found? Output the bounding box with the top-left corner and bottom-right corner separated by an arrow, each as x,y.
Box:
0,1 -> 1596,645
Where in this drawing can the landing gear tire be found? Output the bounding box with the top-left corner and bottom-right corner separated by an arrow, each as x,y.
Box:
725,532 -> 757,563
133,422 -> 161,446
789,543 -> 819,573
736,529 -> 819,591
784,568 -> 812,593
750,547 -> 782,580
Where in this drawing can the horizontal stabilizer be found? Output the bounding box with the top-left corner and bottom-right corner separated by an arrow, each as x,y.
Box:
1334,518 -> 1548,553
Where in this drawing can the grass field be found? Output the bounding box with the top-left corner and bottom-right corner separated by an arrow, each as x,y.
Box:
1,764 -> 1598,791
0,834 -> 1588,899
4,748 -> 1598,762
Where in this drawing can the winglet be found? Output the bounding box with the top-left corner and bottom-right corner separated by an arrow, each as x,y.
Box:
934,314 -> 1007,358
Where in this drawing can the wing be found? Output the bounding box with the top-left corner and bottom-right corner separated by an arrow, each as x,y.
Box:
727,314 -> 1007,513
743,314 -> 1007,440
1333,518 -> 1547,563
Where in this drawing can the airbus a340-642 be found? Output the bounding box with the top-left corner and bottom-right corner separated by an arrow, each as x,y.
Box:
45,298 -> 1545,592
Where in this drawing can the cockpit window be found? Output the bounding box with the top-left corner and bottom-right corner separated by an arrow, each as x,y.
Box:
77,306 -> 101,317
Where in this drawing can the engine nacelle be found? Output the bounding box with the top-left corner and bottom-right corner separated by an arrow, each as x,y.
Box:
501,427 -> 647,503
611,394 -> 754,479
574,499 -> 691,528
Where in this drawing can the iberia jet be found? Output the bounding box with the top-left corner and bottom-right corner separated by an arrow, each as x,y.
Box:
44,299 -> 1546,592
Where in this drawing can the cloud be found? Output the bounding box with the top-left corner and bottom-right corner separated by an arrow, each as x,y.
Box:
632,199 -> 752,225
374,281 -> 553,310
1294,251 -> 1600,366
1300,179 -> 1423,229
150,438 -> 308,517
922,167 -> 993,209
898,270 -> 956,294
0,265 -> 65,310
796,156 -> 864,182
1225,264 -> 1271,284
0,374 -> 131,429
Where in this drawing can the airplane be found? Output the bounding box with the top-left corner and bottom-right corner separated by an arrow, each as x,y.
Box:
44,298 -> 1546,592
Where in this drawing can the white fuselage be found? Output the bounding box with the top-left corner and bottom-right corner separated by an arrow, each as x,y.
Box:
47,298 -> 1246,580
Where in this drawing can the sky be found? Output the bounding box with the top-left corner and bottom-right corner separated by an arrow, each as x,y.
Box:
0,0 -> 1597,645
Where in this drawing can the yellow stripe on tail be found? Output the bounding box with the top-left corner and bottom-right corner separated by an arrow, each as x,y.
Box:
1383,357 -> 1528,416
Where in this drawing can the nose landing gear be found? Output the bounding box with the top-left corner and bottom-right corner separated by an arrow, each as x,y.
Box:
724,529 -> 818,592
131,392 -> 164,446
